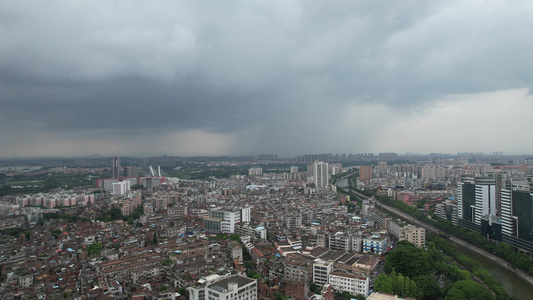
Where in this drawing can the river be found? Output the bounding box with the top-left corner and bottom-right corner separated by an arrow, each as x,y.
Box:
447,239 -> 533,299
346,190 -> 533,298
337,178 -> 349,189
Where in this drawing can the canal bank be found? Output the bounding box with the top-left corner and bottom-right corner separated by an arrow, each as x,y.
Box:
446,238 -> 533,299
373,202 -> 533,299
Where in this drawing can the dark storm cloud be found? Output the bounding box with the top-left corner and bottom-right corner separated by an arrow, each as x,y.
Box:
1,0 -> 533,156
0,70 -> 289,135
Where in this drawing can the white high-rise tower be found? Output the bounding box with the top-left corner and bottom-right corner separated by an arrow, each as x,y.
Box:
310,161 -> 329,190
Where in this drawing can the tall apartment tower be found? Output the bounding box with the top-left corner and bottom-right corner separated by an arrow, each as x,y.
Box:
359,165 -> 373,180
111,156 -> 120,178
457,176 -> 533,253
377,161 -> 387,175
123,166 -> 139,177
310,161 -> 329,190
457,176 -> 498,227
500,180 -> 533,245
474,177 -> 498,224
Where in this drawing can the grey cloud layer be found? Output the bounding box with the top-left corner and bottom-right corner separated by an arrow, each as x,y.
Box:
1,1 -> 532,156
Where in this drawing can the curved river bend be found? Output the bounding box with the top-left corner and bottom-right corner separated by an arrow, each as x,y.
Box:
447,239 -> 533,299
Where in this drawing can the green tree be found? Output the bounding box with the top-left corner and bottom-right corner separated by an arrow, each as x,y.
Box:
215,232 -> 228,240
415,275 -> 442,300
445,280 -> 494,300
252,273 -> 262,280
247,268 -> 257,277
405,279 -> 418,298
244,261 -> 254,270
375,274 -> 393,294
337,291 -> 365,300
131,184 -> 144,190
43,213 -> 90,223
376,271 -> 417,298
389,271 -> 417,298
309,282 -> 321,294
162,258 -> 173,266
51,229 -> 62,239
273,293 -> 288,300
87,242 -> 103,255
384,241 -> 432,279
130,205 -> 144,219
229,234 -> 241,242
1,227 -> 31,238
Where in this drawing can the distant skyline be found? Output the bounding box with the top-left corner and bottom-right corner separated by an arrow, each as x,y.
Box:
1,151 -> 532,161
1,1 -> 533,158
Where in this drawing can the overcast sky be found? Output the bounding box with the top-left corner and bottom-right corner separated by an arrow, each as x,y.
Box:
1,1 -> 533,158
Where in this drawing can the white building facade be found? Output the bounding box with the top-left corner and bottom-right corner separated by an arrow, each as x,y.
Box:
205,275 -> 257,300
329,272 -> 370,298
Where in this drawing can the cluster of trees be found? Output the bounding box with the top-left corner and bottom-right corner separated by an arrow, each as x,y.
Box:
246,268 -> 262,280
162,164 -> 248,180
41,207 -> 145,227
446,280 -> 494,300
96,205 -> 144,225
375,195 -> 533,275
375,240 -> 514,299
87,242 -> 103,255
352,187 -> 373,197
0,183 -> 49,197
164,163 -> 311,180
330,172 -> 346,183
41,213 -> 90,224
96,207 -> 123,222
51,229 -> 62,239
375,271 -> 418,298
377,241 -> 437,299
331,168 -> 358,184
1,172 -> 108,197
415,198 -> 430,209
241,239 -> 262,280
375,195 -> 430,222
309,282 -> 321,294
433,218 -> 533,275
131,184 -> 144,190
0,227 -> 31,239
148,232 -> 159,245
128,205 -> 144,223
273,293 -> 288,300
428,234 -> 514,300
